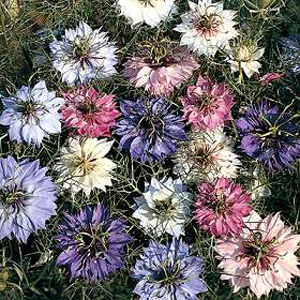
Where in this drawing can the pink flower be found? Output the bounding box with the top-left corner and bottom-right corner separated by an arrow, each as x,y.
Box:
61,87 -> 120,137
181,76 -> 234,131
215,211 -> 300,299
260,72 -> 285,86
123,41 -> 199,96
193,177 -> 252,237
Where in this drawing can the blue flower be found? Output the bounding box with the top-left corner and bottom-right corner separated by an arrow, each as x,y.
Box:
279,34 -> 300,75
0,156 -> 57,243
236,101 -> 300,172
132,239 -> 207,299
56,204 -> 133,282
0,81 -> 64,147
115,98 -> 187,163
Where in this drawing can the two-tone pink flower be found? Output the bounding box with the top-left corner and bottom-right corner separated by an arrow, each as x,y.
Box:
181,76 -> 234,131
216,211 -> 300,299
193,177 -> 252,237
61,87 -> 120,137
123,41 -> 199,96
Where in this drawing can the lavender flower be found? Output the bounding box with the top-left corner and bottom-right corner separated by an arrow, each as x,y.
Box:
279,34 -> 300,75
56,204 -> 132,282
132,238 -> 207,299
236,101 -> 300,172
0,156 -> 57,243
115,98 -> 187,163
0,81 -> 64,147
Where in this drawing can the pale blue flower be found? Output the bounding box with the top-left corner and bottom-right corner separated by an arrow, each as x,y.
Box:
0,80 -> 64,147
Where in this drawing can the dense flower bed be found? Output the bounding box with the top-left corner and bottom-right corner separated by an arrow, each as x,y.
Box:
0,0 -> 300,299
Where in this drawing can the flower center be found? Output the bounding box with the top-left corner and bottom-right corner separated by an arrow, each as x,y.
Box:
207,193 -> 226,214
195,94 -> 216,115
193,12 -> 222,35
154,196 -> 175,217
0,189 -> 26,206
139,0 -> 154,6
76,225 -> 108,257
242,232 -> 276,269
19,100 -> 39,116
78,99 -> 98,114
236,46 -> 255,62
154,261 -> 181,284
74,152 -> 97,175
138,113 -> 164,138
191,145 -> 213,170
73,41 -> 89,59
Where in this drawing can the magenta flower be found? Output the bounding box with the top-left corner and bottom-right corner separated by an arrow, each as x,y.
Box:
181,76 -> 234,131
260,72 -> 285,86
216,211 -> 300,299
193,177 -> 252,237
61,87 -> 120,137
123,40 -> 199,96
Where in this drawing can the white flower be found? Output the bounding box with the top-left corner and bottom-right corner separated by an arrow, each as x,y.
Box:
173,128 -> 241,184
116,0 -> 177,28
56,137 -> 116,195
49,21 -> 118,86
174,0 -> 239,57
0,80 -> 64,147
227,44 -> 265,79
133,177 -> 192,238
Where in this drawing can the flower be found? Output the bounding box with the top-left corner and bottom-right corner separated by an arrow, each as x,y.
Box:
279,34 -> 300,75
236,101 -> 300,172
194,177 -> 252,237
56,204 -> 132,282
61,87 -> 120,137
116,0 -> 177,28
227,43 -> 265,80
55,137 -> 116,195
49,21 -> 118,86
173,129 -> 240,184
174,0 -> 238,57
133,177 -> 193,238
0,80 -> 64,147
0,156 -> 57,243
181,75 -> 234,131
115,98 -> 187,163
124,38 -> 199,96
132,238 -> 207,299
260,72 -> 285,86
215,211 -> 300,299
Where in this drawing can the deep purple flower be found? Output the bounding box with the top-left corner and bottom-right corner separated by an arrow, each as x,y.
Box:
0,156 -> 57,243
56,204 -> 133,282
279,34 -> 300,75
115,98 -> 187,163
236,102 -> 300,172
132,239 -> 207,299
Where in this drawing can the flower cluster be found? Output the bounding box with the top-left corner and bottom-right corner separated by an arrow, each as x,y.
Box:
1,3 -> 300,300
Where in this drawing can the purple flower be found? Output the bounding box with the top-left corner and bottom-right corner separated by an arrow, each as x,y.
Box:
279,34 -> 300,75
0,156 -> 57,243
56,204 -> 133,282
236,101 -> 300,172
132,239 -> 207,299
115,98 -> 187,163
